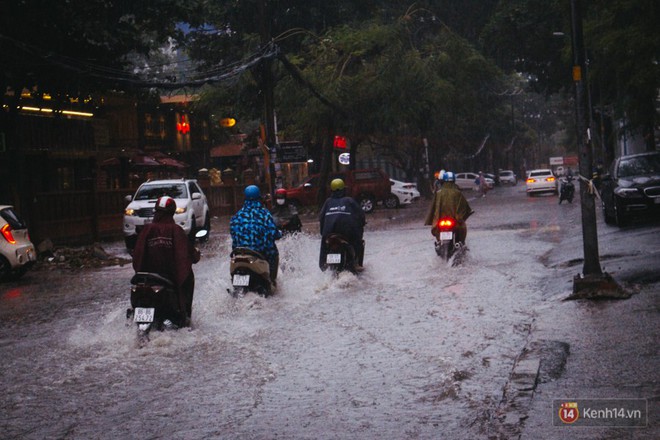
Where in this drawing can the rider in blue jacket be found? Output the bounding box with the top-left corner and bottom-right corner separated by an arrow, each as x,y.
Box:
230,185 -> 282,282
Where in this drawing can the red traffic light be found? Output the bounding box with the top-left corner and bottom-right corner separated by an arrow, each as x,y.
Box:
333,135 -> 347,149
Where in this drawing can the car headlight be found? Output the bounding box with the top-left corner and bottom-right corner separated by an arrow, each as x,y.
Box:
614,187 -> 642,198
125,208 -> 136,216
176,206 -> 187,214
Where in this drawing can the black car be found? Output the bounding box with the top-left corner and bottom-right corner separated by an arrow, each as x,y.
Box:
601,151 -> 660,226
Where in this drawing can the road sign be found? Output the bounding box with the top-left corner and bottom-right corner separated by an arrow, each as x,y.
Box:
277,141 -> 307,163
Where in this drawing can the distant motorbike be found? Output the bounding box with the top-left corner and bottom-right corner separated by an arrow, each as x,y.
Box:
229,247 -> 274,297
126,230 -> 206,344
558,176 -> 575,204
272,212 -> 302,235
434,217 -> 465,264
321,233 -> 363,274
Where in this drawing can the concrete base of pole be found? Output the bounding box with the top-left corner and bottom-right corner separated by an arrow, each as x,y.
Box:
567,272 -> 631,300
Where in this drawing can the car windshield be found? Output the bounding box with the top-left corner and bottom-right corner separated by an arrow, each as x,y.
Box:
134,183 -> 188,200
618,155 -> 660,178
500,171 -> 513,176
530,171 -> 551,177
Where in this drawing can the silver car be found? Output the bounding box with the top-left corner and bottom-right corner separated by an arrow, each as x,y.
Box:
498,170 -> 517,185
0,205 -> 37,281
123,179 -> 210,250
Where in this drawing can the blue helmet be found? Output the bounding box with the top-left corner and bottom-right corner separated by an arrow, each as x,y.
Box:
443,171 -> 455,182
244,185 -> 261,201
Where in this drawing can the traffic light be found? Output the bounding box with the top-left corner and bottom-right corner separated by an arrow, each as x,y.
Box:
220,118 -> 236,128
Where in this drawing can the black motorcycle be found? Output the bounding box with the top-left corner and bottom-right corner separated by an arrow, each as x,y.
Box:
321,233 -> 363,274
559,176 -> 575,204
434,217 -> 467,265
126,230 -> 206,344
273,213 -> 302,235
127,272 -> 183,343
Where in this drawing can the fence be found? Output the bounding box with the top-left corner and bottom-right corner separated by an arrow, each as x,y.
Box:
27,184 -> 255,246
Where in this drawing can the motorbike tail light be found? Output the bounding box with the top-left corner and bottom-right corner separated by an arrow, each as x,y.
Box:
1,224 -> 16,244
437,217 -> 455,230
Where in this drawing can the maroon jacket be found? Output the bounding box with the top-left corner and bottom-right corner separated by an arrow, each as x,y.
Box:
132,212 -> 197,289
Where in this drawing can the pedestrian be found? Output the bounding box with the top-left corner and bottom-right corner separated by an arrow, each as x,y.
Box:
476,171 -> 487,197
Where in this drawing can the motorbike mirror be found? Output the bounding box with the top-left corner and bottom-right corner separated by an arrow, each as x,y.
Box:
195,229 -> 208,239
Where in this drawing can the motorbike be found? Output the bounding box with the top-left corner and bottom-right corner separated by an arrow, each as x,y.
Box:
229,247 -> 274,297
434,217 -> 465,264
273,213 -> 302,235
558,176 -> 575,204
321,233 -> 363,274
127,272 -> 182,343
126,230 -> 206,344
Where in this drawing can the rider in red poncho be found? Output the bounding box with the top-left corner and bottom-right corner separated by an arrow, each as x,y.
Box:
132,196 -> 200,327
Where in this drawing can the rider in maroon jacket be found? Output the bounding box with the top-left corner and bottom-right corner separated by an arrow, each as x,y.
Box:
132,196 -> 200,327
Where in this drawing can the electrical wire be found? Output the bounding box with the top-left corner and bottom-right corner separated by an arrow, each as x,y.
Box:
1,33 -> 279,89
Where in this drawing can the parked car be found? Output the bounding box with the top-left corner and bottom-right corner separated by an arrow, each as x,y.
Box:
601,151 -> 660,226
498,170 -> 517,185
0,205 -> 36,281
123,179 -> 210,250
525,169 -> 558,196
388,179 -> 421,208
454,172 -> 495,191
286,168 -> 397,213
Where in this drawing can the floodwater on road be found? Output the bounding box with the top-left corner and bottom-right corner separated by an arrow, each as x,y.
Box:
2,184 -> 650,439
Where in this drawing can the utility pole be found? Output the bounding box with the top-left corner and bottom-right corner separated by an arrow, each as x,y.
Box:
258,0 -> 277,198
570,0 -> 603,278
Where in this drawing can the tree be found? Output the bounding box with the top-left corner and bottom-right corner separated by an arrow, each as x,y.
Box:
584,0 -> 660,151
481,0 -> 659,154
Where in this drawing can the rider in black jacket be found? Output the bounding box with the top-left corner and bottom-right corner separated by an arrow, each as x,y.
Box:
318,178 -> 366,270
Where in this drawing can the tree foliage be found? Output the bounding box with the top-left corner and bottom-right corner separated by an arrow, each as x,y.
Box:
481,0 -> 659,150
0,0 -> 193,96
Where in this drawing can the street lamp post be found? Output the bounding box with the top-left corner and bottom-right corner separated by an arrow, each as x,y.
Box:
571,0 -> 617,294
570,0 -> 603,278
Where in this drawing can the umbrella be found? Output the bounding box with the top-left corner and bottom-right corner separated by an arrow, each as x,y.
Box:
130,154 -> 160,167
156,157 -> 189,169
100,157 -> 121,168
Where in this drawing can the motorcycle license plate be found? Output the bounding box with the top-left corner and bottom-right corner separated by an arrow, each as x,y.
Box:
134,307 -> 155,323
440,231 -> 453,240
233,274 -> 250,286
326,253 -> 341,264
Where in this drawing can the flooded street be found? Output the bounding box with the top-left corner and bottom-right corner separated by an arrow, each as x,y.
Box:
1,185 -> 658,439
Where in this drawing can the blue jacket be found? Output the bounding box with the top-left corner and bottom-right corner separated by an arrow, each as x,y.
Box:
230,200 -> 282,259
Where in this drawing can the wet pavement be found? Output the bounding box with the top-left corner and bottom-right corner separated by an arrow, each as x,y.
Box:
0,184 -> 658,439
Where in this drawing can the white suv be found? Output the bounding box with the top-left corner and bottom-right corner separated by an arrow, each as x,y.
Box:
123,179 -> 210,250
0,205 -> 36,281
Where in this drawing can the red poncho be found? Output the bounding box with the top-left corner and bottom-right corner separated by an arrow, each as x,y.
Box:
131,212 -> 195,289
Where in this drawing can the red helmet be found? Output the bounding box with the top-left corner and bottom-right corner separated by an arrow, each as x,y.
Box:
155,196 -> 176,214
275,188 -> 287,199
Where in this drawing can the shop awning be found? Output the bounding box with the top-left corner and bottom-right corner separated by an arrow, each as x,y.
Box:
211,143 -> 244,157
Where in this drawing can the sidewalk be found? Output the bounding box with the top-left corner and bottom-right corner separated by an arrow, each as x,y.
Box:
496,228 -> 659,439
